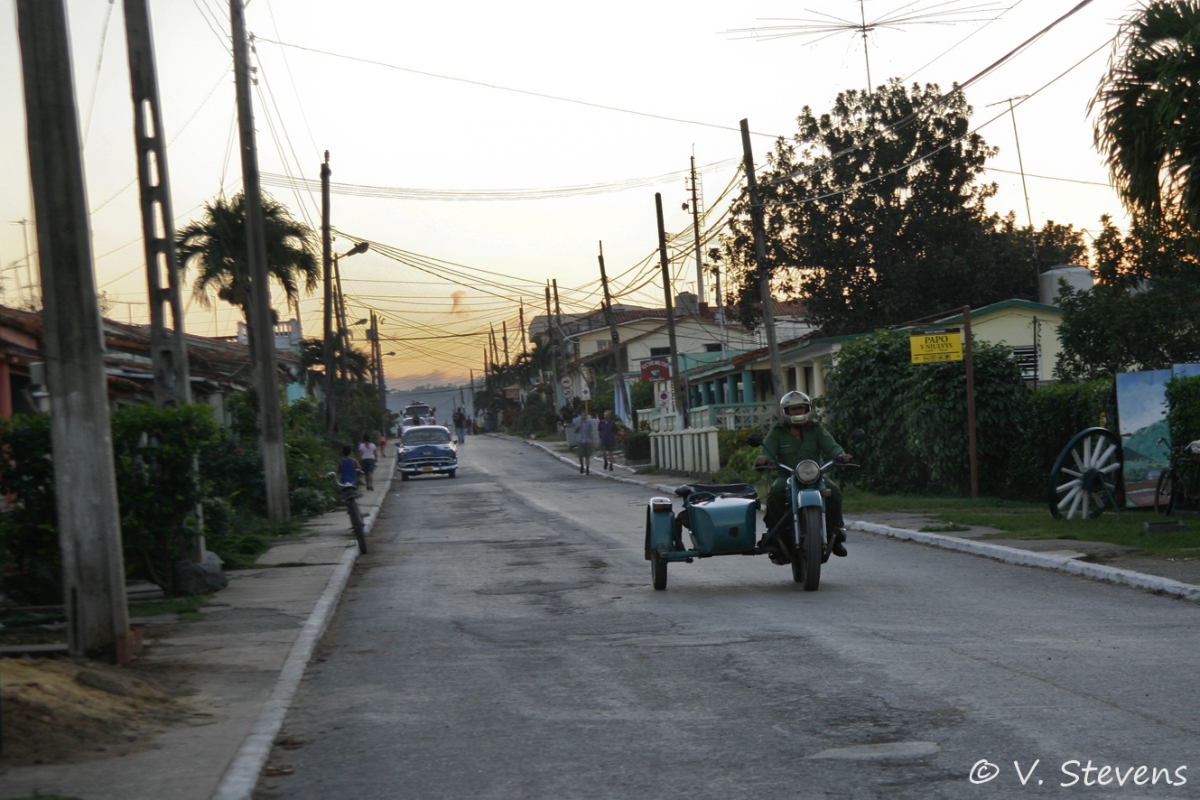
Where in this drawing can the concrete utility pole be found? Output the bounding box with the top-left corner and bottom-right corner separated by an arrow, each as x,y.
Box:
123,0 -> 191,407
740,118 -> 785,400
16,0 -> 130,660
321,152 -> 336,435
655,193 -> 686,429
598,241 -> 631,425
688,155 -> 705,307
231,0 -> 288,520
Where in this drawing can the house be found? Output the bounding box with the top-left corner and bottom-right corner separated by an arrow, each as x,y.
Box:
641,298 -> 1068,431
0,304 -> 306,425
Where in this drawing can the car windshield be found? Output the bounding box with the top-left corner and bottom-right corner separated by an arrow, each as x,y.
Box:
404,429 -> 451,445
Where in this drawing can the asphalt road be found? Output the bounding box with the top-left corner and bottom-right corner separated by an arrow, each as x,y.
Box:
256,435 -> 1200,799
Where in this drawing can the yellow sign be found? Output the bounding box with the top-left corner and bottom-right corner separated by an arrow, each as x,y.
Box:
910,330 -> 963,364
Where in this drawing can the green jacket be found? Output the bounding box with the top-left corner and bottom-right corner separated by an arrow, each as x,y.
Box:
760,421 -> 844,469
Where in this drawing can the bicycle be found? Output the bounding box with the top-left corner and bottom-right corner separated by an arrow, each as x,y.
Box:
327,470 -> 368,553
1153,438 -> 1200,516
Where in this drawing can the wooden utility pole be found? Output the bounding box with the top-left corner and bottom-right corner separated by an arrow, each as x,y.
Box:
335,255 -> 349,381
502,320 -> 510,367
598,241 -> 631,424
16,0 -> 130,659
321,152 -> 336,434
964,306 -> 979,500
370,311 -> 386,427
544,285 -> 560,406
552,279 -> 565,365
518,301 -> 527,355
740,118 -> 784,400
688,155 -> 705,306
655,193 -> 686,428
231,0 -> 288,519
124,0 -> 191,407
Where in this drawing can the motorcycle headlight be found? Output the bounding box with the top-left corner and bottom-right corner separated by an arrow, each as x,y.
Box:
794,459 -> 821,483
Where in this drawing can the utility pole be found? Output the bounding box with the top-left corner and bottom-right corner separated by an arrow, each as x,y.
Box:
598,241 -> 631,425
740,118 -> 785,400
231,0 -> 288,520
519,300 -> 527,356
16,0 -> 130,659
552,279 -> 565,365
964,306 -> 979,500
688,155 -> 705,307
370,311 -> 386,427
502,320 -> 510,367
544,284 -> 560,407
321,152 -> 336,434
712,260 -> 727,351
655,193 -> 686,429
335,254 -> 348,381
123,0 -> 190,407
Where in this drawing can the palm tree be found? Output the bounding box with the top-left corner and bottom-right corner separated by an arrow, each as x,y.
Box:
176,192 -> 319,319
1092,1 -> 1200,225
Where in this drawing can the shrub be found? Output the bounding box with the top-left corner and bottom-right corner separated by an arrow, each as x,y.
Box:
623,431 -> 651,461
112,403 -> 221,596
1008,379 -> 1114,500
1166,375 -> 1200,489
0,414 -> 59,605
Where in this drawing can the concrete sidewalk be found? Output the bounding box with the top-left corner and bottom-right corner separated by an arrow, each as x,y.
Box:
0,447 -> 397,800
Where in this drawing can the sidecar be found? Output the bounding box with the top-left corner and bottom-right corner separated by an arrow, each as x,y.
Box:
644,483 -> 760,590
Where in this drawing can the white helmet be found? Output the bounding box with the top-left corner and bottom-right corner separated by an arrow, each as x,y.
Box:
779,390 -> 813,425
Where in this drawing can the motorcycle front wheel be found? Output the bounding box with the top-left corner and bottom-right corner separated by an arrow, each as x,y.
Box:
791,507 -> 822,591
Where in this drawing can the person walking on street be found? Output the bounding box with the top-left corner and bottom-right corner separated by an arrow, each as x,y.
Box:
453,408 -> 467,444
338,445 -> 361,488
574,409 -> 598,475
358,433 -> 378,491
598,410 -> 618,471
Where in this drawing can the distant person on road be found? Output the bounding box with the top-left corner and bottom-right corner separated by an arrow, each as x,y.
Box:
574,409 -> 598,475
453,408 -> 466,444
598,410 -> 618,471
338,445 -> 360,488
358,434 -> 378,491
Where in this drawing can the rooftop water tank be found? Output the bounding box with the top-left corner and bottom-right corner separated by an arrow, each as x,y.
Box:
1039,264 -> 1094,306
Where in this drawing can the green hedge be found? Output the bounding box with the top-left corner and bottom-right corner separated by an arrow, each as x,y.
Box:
1166,375 -> 1200,490
824,329 -> 1114,500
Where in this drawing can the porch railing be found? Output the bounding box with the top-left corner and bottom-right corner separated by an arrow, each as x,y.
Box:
638,402 -> 775,433
649,426 -> 720,475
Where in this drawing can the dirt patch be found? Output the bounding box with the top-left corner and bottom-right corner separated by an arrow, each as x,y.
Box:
0,657 -> 206,768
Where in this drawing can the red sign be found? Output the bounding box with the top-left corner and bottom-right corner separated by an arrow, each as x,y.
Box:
640,358 -> 670,382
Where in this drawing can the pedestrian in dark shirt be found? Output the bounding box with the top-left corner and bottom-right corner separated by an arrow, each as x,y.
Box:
598,410 -> 618,471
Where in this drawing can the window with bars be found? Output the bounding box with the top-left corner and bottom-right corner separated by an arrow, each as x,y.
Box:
1011,345 -> 1039,380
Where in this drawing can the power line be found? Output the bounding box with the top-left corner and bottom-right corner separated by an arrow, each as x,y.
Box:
253,36 -> 785,139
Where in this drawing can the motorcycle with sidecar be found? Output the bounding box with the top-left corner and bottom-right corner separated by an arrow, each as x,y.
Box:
643,429 -> 863,591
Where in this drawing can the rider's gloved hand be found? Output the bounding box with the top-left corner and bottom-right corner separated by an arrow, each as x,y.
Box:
838,452 -> 853,463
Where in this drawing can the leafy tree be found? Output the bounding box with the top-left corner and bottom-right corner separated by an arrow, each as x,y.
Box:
1092,1 -> 1200,227
176,192 -> 319,320
1055,216 -> 1200,380
719,80 -> 1039,334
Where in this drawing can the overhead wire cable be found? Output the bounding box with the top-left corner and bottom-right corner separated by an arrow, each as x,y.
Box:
253,35 -> 785,139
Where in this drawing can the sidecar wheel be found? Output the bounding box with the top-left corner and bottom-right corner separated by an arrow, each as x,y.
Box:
651,549 -> 667,590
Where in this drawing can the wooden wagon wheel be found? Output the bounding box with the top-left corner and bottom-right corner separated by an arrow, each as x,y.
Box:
1048,427 -> 1123,520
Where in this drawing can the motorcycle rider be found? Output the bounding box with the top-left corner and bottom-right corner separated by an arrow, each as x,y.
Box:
756,391 -> 852,558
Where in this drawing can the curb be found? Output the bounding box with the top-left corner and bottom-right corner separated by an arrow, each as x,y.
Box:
211,457 -> 395,800
847,520 -> 1200,603
522,439 -> 1200,603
